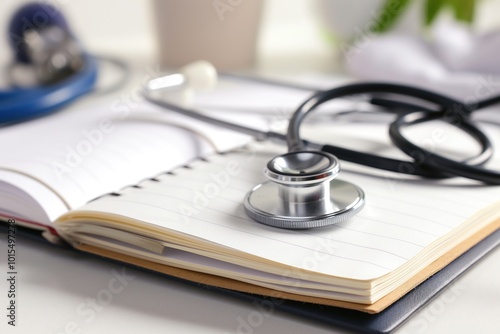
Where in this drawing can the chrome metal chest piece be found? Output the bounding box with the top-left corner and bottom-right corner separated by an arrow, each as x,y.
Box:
244,151 -> 365,229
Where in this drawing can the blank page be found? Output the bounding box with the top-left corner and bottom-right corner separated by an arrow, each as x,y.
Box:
63,142 -> 500,282
0,102 -> 253,223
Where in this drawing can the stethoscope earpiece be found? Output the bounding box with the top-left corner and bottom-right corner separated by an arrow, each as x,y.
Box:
244,151 -> 365,229
180,60 -> 218,92
145,60 -> 217,107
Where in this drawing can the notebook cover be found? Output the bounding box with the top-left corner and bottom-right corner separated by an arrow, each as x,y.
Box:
1,225 -> 498,333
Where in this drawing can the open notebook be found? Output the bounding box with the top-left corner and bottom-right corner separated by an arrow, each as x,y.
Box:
53,142 -> 500,313
1,76 -> 499,316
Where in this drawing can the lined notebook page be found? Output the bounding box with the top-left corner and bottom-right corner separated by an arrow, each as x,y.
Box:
0,74 -> 332,224
0,169 -> 68,222
0,102 -> 253,223
67,142 -> 500,281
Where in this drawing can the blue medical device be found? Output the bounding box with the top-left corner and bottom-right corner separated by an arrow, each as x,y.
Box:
1,3 -> 98,124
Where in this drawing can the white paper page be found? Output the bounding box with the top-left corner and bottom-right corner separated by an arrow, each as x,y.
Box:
0,170 -> 67,222
194,77 -> 314,112
67,137 -> 500,281
193,75 -> 357,130
0,101 -> 255,223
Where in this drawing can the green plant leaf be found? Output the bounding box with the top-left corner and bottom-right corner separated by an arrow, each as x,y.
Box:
373,0 -> 476,33
425,0 -> 447,26
449,0 -> 476,23
372,0 -> 413,33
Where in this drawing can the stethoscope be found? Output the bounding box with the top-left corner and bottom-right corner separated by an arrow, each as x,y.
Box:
4,4 -> 498,229
0,3 -> 126,125
144,61 -> 500,230
0,54 -> 98,124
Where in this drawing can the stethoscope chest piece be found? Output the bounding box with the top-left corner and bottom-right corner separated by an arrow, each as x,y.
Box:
244,151 -> 365,229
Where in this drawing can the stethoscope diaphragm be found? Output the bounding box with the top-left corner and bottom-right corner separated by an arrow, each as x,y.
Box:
244,151 -> 365,229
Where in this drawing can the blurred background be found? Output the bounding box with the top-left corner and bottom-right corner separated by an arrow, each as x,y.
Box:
1,0 -> 330,72
2,0 -> 500,73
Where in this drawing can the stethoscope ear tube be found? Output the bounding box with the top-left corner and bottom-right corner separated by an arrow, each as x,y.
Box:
287,83 -> 462,152
389,111 -> 500,185
290,83 -> 498,184
321,144 -> 451,179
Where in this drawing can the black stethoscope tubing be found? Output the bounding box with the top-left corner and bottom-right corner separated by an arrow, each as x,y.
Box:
288,82 -> 500,184
146,72 -> 500,185
390,111 -> 498,184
